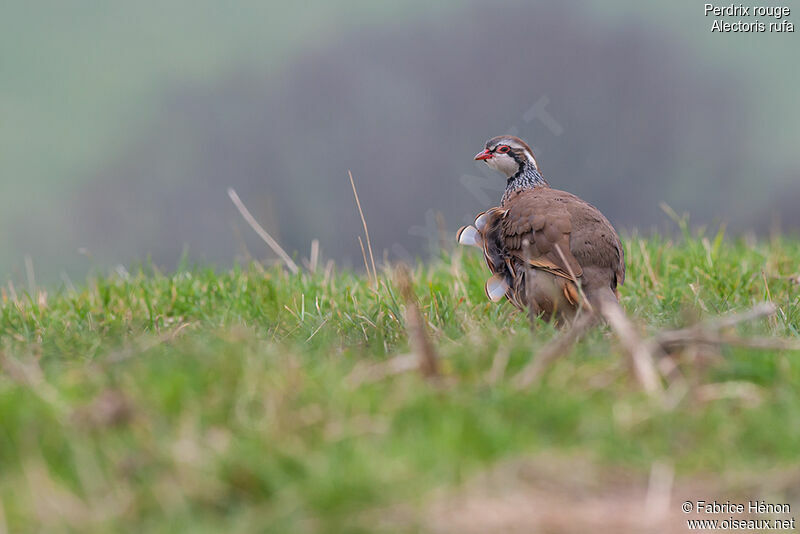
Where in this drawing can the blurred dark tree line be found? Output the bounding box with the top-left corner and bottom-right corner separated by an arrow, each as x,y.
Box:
14,2 -> 797,274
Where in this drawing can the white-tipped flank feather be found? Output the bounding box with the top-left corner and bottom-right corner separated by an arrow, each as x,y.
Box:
474,211 -> 489,231
457,225 -> 483,248
485,274 -> 509,302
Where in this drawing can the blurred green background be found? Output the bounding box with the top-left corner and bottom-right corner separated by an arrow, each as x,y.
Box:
2,0 -> 798,282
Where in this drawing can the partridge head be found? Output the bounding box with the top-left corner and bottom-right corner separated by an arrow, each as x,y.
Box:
474,135 -> 549,205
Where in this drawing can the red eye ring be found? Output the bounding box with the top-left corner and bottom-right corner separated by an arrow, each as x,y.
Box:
496,145 -> 510,154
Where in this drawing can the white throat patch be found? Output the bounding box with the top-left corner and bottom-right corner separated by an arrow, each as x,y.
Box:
485,153 -> 519,177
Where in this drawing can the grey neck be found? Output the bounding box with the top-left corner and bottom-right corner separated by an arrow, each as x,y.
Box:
501,162 -> 549,205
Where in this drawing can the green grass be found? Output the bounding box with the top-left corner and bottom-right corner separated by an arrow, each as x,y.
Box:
1,232 -> 800,533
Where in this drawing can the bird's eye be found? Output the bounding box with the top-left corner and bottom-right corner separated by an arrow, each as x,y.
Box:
497,145 -> 510,154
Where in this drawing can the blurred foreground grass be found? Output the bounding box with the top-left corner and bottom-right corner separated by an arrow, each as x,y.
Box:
1,232 -> 800,533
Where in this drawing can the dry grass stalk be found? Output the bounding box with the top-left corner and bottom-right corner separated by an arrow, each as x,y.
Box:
662,332 -> 800,352
701,301 -> 776,330
599,299 -> 662,396
357,236 -> 371,282
305,318 -> 329,343
553,243 -> 590,311
656,302 -> 778,350
395,266 -> 439,379
348,171 -> 377,286
227,187 -> 299,274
